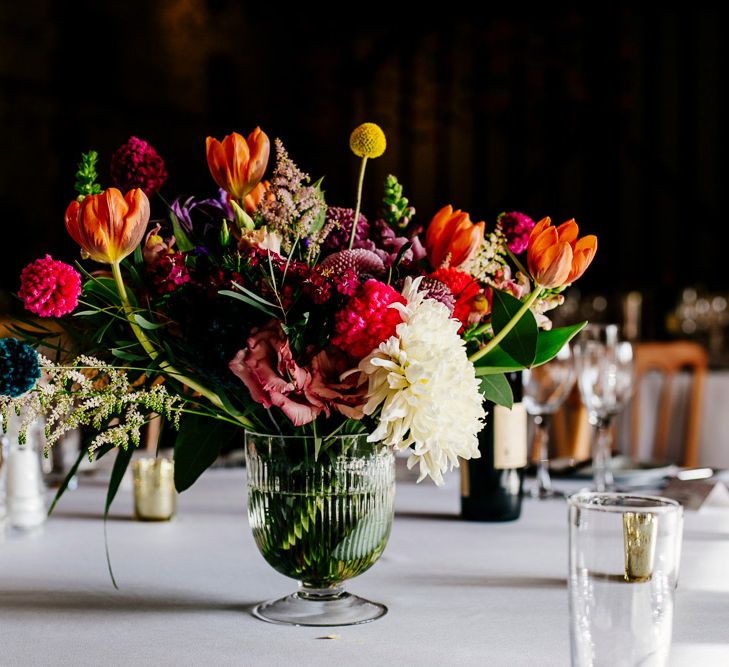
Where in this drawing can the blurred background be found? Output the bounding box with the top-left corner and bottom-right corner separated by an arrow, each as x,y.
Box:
1,5 -> 727,361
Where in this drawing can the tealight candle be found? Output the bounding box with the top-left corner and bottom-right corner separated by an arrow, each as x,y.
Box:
132,458 -> 176,521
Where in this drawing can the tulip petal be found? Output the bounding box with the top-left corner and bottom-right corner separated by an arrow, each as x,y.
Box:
566,235 -> 598,283
535,242 -> 573,288
556,219 -> 579,244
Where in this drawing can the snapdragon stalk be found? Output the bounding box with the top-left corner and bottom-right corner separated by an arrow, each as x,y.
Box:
110,261 -> 255,429
468,287 -> 542,364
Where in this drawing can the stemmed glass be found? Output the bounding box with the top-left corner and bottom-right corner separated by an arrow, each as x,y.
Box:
523,344 -> 575,499
574,324 -> 635,492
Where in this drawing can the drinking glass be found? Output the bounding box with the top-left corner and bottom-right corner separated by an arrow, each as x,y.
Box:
568,492 -> 683,667
522,343 -> 575,498
574,324 -> 634,492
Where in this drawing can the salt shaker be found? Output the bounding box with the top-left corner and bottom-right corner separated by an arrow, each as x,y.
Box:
5,413 -> 47,530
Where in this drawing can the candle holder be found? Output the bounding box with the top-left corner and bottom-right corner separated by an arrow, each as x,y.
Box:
132,458 -> 176,521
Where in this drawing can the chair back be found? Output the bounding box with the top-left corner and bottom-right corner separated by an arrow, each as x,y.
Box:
630,341 -> 707,466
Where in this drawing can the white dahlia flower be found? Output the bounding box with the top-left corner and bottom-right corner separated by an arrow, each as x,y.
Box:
359,277 -> 485,485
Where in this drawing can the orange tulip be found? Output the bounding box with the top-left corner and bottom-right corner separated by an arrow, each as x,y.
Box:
64,188 -> 150,264
243,180 -> 271,215
425,205 -> 485,269
527,217 -> 597,288
206,128 -> 270,202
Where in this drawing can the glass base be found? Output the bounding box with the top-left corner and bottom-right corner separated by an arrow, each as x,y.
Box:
252,588 -> 388,626
529,486 -> 565,500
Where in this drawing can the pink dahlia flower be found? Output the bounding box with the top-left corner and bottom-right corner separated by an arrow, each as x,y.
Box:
110,136 -> 168,196
18,255 -> 81,317
229,321 -> 324,427
332,279 -> 406,359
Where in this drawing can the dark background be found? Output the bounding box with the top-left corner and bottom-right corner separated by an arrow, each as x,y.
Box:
1,4 -> 726,339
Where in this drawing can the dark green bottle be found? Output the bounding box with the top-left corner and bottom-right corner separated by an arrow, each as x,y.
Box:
460,372 -> 527,521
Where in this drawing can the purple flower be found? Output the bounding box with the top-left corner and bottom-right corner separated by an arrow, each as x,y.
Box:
171,192 -> 230,234
321,207 -> 370,251
110,136 -> 168,196
498,211 -> 535,255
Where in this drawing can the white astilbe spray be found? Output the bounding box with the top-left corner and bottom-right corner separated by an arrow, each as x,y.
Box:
0,354 -> 181,454
359,277 -> 485,485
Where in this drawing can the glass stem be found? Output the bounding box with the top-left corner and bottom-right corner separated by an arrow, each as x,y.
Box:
593,418 -> 614,492
534,414 -> 553,496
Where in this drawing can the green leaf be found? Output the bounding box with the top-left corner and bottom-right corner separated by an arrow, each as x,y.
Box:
229,281 -> 278,308
473,345 -> 523,375
491,289 -> 538,366
132,313 -> 164,330
218,289 -> 277,318
169,210 -> 194,252
104,445 -> 135,589
479,373 -> 514,408
111,348 -> 148,361
533,321 -> 587,366
173,414 -> 240,492
47,446 -> 87,516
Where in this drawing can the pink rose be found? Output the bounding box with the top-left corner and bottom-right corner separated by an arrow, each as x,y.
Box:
309,348 -> 367,420
229,321 -> 324,427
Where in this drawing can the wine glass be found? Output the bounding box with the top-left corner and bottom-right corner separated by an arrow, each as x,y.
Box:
522,343 -> 575,499
574,324 -> 635,492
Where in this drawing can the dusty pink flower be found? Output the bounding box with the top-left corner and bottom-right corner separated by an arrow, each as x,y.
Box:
142,224 -> 175,266
309,348 -> 367,419
331,279 -> 405,359
228,321 -> 324,426
18,255 -> 81,317
110,136 -> 168,196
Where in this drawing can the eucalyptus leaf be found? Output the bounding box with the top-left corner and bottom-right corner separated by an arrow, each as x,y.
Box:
491,289 -> 538,366
218,289 -> 277,317
479,373 -> 514,408
132,313 -> 164,330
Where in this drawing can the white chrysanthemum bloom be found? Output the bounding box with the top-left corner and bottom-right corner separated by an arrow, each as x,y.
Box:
359,276 -> 485,485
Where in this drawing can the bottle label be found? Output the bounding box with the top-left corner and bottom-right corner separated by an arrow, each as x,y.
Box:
493,403 -> 527,469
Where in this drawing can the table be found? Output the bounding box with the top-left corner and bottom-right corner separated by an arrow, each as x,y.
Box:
2,463 -> 729,666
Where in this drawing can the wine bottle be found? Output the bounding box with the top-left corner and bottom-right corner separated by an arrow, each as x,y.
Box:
460,372 -> 527,521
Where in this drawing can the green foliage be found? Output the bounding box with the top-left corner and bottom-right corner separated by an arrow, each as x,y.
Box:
173,413 -> 241,491
491,290 -> 538,366
74,151 -> 103,197
382,174 -> 415,229
478,373 -> 513,408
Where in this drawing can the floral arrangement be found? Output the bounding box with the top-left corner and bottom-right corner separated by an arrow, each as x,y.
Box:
0,122 -> 596,498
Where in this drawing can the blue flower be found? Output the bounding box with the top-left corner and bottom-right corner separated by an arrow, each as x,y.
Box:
0,338 -> 41,398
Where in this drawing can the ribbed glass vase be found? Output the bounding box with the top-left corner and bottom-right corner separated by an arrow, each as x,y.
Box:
245,431 -> 395,626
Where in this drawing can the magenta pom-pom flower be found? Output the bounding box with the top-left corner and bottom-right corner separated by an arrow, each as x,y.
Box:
19,255 -> 82,317
331,279 -> 406,359
110,136 -> 168,196
498,211 -> 536,255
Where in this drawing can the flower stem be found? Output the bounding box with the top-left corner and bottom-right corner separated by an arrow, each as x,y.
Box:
348,157 -> 368,250
110,261 -> 254,429
468,287 -> 542,364
506,247 -> 530,279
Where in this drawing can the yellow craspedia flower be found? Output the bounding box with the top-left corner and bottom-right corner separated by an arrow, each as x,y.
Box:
349,123 -> 386,159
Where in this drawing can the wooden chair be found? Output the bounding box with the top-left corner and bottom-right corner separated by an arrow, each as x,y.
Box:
630,341 -> 708,467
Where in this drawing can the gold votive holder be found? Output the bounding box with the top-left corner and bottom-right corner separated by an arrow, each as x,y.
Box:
622,511 -> 657,583
132,458 -> 176,521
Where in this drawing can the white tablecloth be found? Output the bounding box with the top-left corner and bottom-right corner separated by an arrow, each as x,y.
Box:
1,464 -> 729,666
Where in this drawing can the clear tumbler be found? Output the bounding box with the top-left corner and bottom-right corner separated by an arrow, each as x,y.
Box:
568,492 -> 683,667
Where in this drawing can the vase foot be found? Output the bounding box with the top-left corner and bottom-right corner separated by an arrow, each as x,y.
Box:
252,591 -> 387,626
